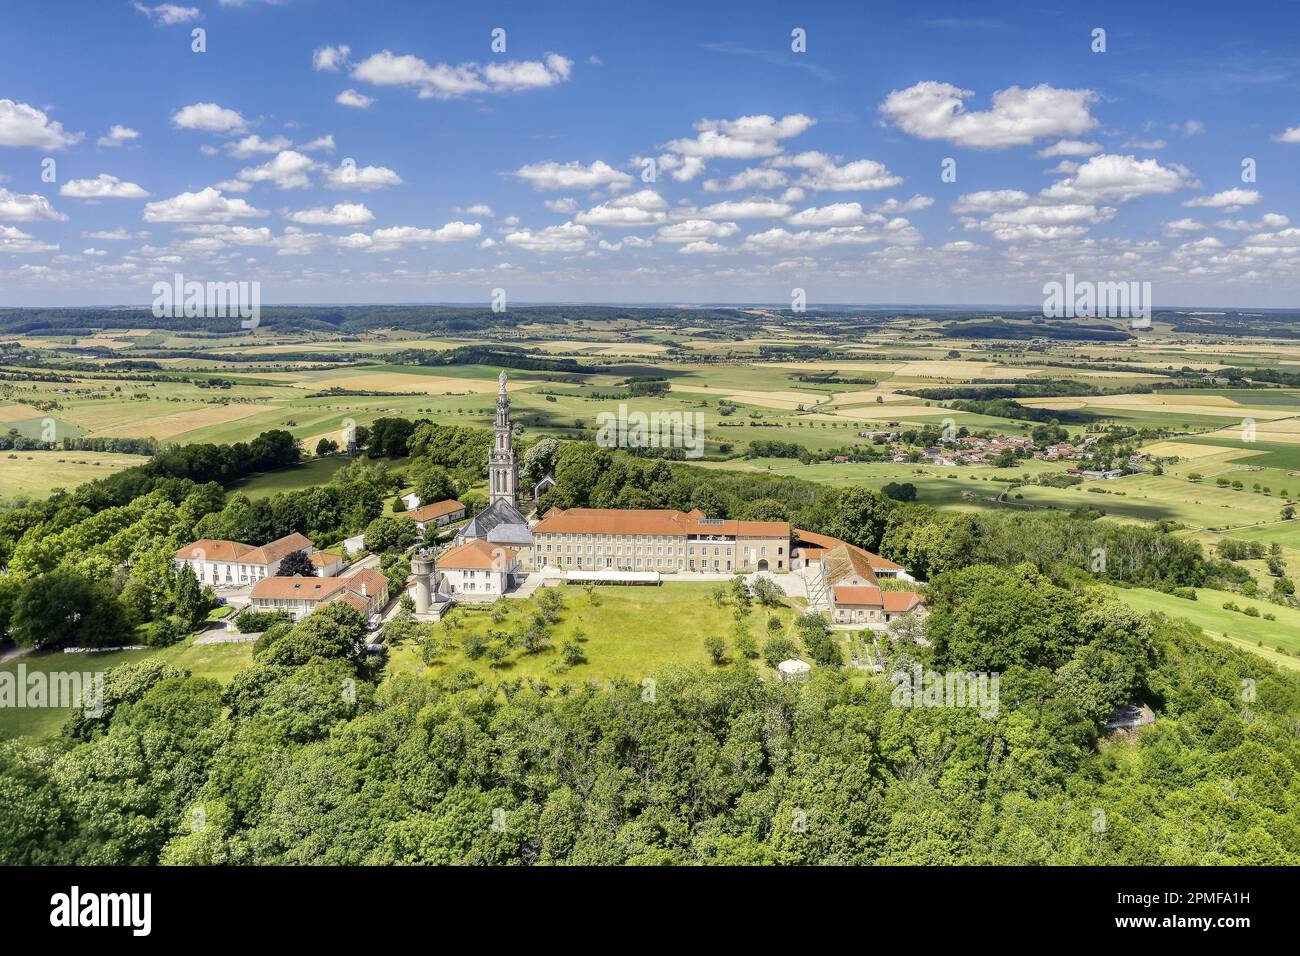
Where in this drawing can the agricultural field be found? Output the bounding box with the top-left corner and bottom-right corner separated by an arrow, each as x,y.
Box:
0,449 -> 146,500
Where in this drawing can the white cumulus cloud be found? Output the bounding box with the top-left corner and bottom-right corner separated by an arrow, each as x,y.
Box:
59,174 -> 150,199
143,187 -> 267,222
880,81 -> 1097,149
0,99 -> 82,149
171,102 -> 248,134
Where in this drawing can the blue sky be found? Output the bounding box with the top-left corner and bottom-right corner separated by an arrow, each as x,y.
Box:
2,0 -> 1300,307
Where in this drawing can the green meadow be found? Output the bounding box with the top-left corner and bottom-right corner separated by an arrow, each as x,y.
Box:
0,637 -> 254,740
386,582 -> 802,685
1110,585 -> 1300,666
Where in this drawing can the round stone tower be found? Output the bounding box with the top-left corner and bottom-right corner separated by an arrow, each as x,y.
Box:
412,548 -> 435,614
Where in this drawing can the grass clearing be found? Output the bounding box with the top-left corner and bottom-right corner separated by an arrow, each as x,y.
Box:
0,637 -> 254,739
226,455 -> 359,499
1110,585 -> 1300,666
386,582 -> 800,685
0,449 -> 146,501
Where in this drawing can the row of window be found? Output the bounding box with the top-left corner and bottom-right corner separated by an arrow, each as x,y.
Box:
541,543 -> 781,558
535,532 -> 783,556
540,556 -> 784,571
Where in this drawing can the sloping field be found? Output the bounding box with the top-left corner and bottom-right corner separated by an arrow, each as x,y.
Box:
1111,586 -> 1300,663
668,384 -> 825,409
0,404 -> 45,422
90,402 -> 273,439
893,361 -> 1043,379
1198,418 -> 1300,444
0,450 -> 145,500
1021,394 -> 1294,419
816,404 -> 957,421
1010,474 -> 1283,529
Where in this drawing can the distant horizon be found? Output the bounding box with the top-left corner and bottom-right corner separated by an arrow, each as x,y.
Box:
1,300 -> 1294,314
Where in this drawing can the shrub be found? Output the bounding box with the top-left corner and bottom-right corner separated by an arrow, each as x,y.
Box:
704,634 -> 728,665
144,615 -> 185,647
762,635 -> 799,668
234,609 -> 292,634
461,631 -> 488,660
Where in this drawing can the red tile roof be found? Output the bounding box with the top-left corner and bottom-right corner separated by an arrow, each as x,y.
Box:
175,532 -> 313,566
832,585 -> 924,613
833,585 -> 883,607
412,499 -> 465,523
793,528 -> 904,571
438,539 -> 518,570
250,568 -> 388,605
534,507 -> 788,538
883,591 -> 924,613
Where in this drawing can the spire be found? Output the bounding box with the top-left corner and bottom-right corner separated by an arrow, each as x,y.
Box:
489,368 -> 518,508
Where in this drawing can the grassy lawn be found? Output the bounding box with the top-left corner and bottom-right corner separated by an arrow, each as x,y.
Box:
0,637 -> 254,740
1231,519 -> 1300,549
386,582 -> 802,685
225,455 -> 357,499
1109,585 -> 1300,667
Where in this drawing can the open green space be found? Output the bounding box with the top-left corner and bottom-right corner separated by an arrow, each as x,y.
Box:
226,455 -> 358,499
386,582 -> 801,685
0,636 -> 254,740
1110,585 -> 1300,666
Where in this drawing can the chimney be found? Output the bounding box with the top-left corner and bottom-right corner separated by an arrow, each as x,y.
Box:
360,580 -> 367,597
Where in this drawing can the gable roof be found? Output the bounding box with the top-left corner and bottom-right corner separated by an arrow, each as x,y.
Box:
883,591 -> 924,613
412,499 -> 465,523
833,585 -> 883,607
823,544 -> 879,588
533,507 -> 788,539
175,531 -> 313,566
832,585 -> 924,613
794,528 -> 904,572
438,539 -> 518,570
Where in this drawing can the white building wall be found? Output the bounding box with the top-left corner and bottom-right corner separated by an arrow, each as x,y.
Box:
440,567 -> 510,595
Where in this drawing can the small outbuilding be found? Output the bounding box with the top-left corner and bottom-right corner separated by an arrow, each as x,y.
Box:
777,659 -> 812,682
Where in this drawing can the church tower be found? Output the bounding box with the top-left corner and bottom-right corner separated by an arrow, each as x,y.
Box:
489,369 -> 519,507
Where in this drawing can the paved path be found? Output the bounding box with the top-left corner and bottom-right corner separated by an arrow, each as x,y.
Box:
0,645 -> 30,664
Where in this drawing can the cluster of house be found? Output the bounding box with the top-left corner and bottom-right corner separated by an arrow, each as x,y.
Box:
883,433 -> 1112,468
173,532 -> 384,622
170,372 -> 929,630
